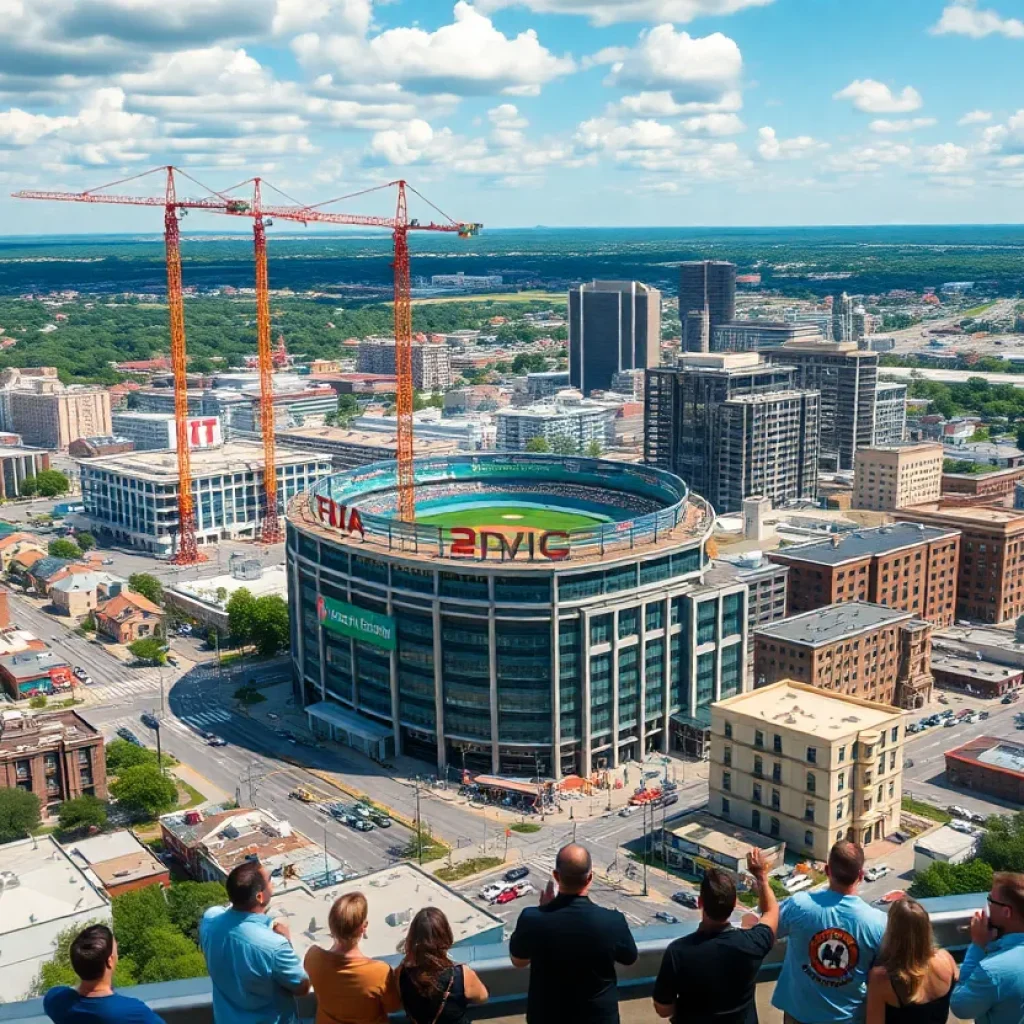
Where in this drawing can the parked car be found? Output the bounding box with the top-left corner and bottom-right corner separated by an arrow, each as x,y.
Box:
877,890 -> 907,905
369,812 -> 391,828
865,864 -> 891,882
618,806 -> 636,817
905,758 -> 915,768
938,695 -> 949,704
495,887 -> 521,905
208,736 -> 227,747
979,711 -> 991,720
1002,694 -> 1016,704
671,890 -> 698,908
140,712 -> 159,730
969,812 -> 988,825
948,805 -> 972,819
72,666 -> 86,680
956,709 -> 972,720
351,819 -> 374,832
101,558 -> 114,566
654,912 -> 680,924
351,803 -> 372,819
481,883 -> 509,901
116,727 -> 141,746
949,821 -> 977,835
504,866 -> 530,882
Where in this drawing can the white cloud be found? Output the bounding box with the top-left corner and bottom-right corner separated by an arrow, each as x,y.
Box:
919,142 -> 971,174
833,79 -> 923,114
959,109 -> 993,125
825,141 -> 913,174
488,102 -> 528,147
979,110 -> 1024,154
680,112 -> 745,135
369,119 -> 435,164
868,117 -> 937,133
272,0 -> 371,36
756,125 -> 827,160
473,0 -> 773,27
931,2 -> 1024,38
613,89 -> 743,117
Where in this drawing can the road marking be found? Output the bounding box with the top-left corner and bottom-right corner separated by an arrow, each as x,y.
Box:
180,710 -> 233,727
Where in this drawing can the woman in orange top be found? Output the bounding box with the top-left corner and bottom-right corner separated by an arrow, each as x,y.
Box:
304,892 -> 401,1024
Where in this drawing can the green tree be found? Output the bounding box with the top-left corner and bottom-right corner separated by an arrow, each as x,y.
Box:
32,920 -> 138,995
336,394 -> 360,423
550,435 -> 580,456
111,884 -> 207,984
227,587 -> 257,644
128,573 -> 164,606
166,881 -> 227,941
75,531 -> 96,551
29,694 -> 48,709
34,469 -> 71,497
249,595 -> 290,657
0,787 -> 41,842
110,763 -> 178,816
584,440 -> 603,458
58,794 -> 108,833
979,810 -> 1024,872
134,926 -> 208,983
511,352 -> 547,374
189,355 -> 215,373
106,737 -> 158,774
20,475 -> 39,497
48,538 -> 82,559
112,884 -> 170,955
525,436 -> 550,453
129,637 -> 167,664
909,858 -> 993,898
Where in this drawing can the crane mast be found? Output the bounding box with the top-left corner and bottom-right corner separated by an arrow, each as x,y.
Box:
392,183 -> 415,523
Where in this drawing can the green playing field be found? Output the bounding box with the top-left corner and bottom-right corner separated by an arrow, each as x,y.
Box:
415,504 -> 603,532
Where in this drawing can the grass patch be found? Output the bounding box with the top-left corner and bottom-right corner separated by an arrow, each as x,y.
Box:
234,687 -> 266,704
177,779 -> 206,810
902,796 -> 951,823
962,300 -> 998,319
416,504 -> 602,532
510,822 -> 541,834
435,856 -> 504,882
220,651 -> 245,666
404,834 -> 450,863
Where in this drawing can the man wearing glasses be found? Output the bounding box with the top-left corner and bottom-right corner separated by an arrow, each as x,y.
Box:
950,872 -> 1024,1024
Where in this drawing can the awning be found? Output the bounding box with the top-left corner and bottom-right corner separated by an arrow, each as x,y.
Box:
305,700 -> 393,742
472,775 -> 547,796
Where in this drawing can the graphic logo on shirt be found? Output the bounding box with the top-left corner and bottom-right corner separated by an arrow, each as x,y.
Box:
804,928 -> 860,988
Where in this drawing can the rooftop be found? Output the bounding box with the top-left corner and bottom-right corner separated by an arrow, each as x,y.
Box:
715,679 -> 901,735
170,565 -> 288,609
663,809 -> 782,861
277,427 -> 457,454
898,503 -> 1024,527
0,650 -> 70,680
63,831 -> 166,892
914,825 -> 981,858
856,442 -> 942,456
947,735 -> 1024,777
931,654 -> 1021,682
0,710 -> 95,751
754,601 -> 912,646
769,522 -> 958,566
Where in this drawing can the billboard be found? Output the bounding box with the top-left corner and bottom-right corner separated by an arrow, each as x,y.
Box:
317,595 -> 396,651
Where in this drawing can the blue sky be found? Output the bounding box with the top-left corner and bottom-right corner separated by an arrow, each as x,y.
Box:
1,0 -> 1023,231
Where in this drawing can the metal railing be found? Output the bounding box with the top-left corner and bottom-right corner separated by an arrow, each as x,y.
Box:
0,895 -> 986,1024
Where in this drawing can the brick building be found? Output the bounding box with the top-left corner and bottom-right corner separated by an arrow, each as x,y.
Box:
768,522 -> 960,628
943,465 -> 1024,499
895,503 -> 1024,624
0,710 -> 106,818
753,601 -> 933,709
945,735 -> 1024,804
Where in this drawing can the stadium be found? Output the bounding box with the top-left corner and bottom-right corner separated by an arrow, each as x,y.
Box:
287,453 -> 747,780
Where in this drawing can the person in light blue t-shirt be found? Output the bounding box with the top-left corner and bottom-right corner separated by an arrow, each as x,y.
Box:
772,841 -> 887,1024
199,861 -> 310,1024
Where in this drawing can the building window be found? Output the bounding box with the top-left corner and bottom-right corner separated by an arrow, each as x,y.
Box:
891,726 -> 899,743
725,721 -> 733,739
722,797 -> 730,817
754,756 -> 763,777
838,746 -> 846,763
838,771 -> 845,791
723,771 -> 732,792
752,809 -> 761,831
807,773 -> 816,794
771,789 -> 780,811
878,756 -> 885,776
888,781 -> 895,799
755,730 -> 764,749
807,747 -> 817,764
753,783 -> 762,804
836,800 -> 844,820
773,734 -> 783,753
890,751 -> 896,770
805,831 -> 814,850
770,817 -> 780,838
724,746 -> 732,767
772,762 -> 781,784
805,802 -> 815,822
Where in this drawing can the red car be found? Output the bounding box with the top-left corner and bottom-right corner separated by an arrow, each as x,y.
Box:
495,887 -> 520,905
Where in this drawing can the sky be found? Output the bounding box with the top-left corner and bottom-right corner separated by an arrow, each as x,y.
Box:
1,0 -> 1024,232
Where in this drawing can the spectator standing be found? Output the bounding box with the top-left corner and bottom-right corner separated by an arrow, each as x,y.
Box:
652,848 -> 779,1024
304,892 -> 400,1024
398,907 -> 488,1024
949,871 -> 1024,1024
772,842 -> 887,1024
866,896 -> 957,1024
43,925 -> 164,1024
200,862 -> 310,1024
509,843 -> 638,1024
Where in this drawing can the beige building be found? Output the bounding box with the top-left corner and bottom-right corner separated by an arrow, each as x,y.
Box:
8,381 -> 112,450
854,443 -> 943,512
710,680 -> 905,860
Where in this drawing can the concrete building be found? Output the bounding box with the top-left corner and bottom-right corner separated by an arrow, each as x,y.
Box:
5,379 -> 111,450
0,835 -> 111,1002
357,338 -> 453,391
710,679 -> 906,857
930,653 -> 1023,699
351,410 -> 492,451
79,440 -> 332,558
653,808 -> 785,879
568,281 -> 661,394
0,709 -> 107,816
945,735 -> 1024,804
495,396 -> 612,452
679,261 -> 736,339
0,650 -> 75,700
945,441 -> 1024,470
873,383 -> 907,446
711,321 -> 823,353
275,426 -> 459,470
853,443 -> 944,512
0,446 -> 51,498
526,371 -> 570,400
63,830 -> 169,897
767,341 -> 878,471
110,412 -> 223,452
913,826 -> 980,875
768,522 -> 960,628
167,564 -> 288,635
895,503 -> 1024,624
753,602 -> 933,709
707,554 -> 789,634
645,354 -> 820,514
946,465 -> 1024,501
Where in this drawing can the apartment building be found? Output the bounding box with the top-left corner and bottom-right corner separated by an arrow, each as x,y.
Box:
356,338 -> 453,391
753,601 -> 933,709
496,398 -> 611,452
853,443 -> 944,512
710,680 -> 906,858
873,383 -> 908,446
896,503 -> 1024,624
7,383 -> 112,450
768,522 -> 960,628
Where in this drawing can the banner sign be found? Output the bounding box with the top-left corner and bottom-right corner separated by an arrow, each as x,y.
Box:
317,595 -> 396,651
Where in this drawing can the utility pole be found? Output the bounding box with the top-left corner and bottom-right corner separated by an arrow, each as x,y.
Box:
642,800 -> 649,896
323,821 -> 329,881
414,777 -> 423,865
154,720 -> 163,776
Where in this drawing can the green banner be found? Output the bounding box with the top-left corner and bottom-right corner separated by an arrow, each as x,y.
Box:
316,595 -> 396,651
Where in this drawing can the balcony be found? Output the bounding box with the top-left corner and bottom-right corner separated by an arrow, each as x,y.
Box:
0,896 -> 983,1024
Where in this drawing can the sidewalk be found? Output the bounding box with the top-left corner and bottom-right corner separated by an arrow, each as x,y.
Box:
172,761 -> 232,809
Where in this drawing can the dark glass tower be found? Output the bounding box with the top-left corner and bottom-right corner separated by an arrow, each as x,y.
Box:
679,261 -> 736,336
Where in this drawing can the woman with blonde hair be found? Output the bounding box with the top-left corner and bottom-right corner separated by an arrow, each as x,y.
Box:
304,892 -> 401,1024
866,896 -> 958,1024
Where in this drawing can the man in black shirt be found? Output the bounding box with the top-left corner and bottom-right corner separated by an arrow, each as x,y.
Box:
653,848 -> 779,1024
510,843 -> 638,1024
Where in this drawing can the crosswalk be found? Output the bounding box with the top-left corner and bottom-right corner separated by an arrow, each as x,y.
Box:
84,674 -> 163,703
178,709 -> 233,729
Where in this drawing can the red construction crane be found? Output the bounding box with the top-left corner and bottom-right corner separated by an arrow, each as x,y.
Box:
13,166 -> 253,564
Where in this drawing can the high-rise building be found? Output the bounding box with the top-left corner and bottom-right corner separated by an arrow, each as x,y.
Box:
645,353 -> 820,513
853,443 -> 943,512
682,309 -> 709,354
495,396 -> 612,452
568,280 -> 661,394
832,292 -> 854,343
679,261 -> 736,337
710,680 -> 906,857
356,338 -> 453,391
711,321 -> 823,353
6,381 -> 111,450
767,340 -> 878,471
873,382 -> 908,445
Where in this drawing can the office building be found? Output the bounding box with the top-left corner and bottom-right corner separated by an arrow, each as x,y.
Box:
645,353 -> 820,513
873,383 -> 907,446
711,321 -> 823,353
496,396 -> 612,452
710,679 -> 906,857
768,522 -> 960,628
111,412 -> 224,452
6,380 -> 111,450
679,261 -> 736,337
351,409 -> 492,450
707,554 -> 789,634
785,310 -> 834,340
568,280 -> 662,394
853,443 -> 944,512
611,369 -> 645,401
753,601 -> 933,708
357,338 -> 453,391
945,735 -> 1024,804
526,371 -> 570,400
767,341 -> 879,471
832,292 -> 854,343
682,308 -> 710,353
79,440 -> 332,558
930,654 -> 1022,699
896,503 -> 1024,623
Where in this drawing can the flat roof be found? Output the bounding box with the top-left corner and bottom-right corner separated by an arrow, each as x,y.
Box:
899,504 -> 1024,526
664,809 -> 782,860
770,522 -> 958,566
269,863 -> 504,962
754,601 -> 911,646
914,825 -> 979,857
946,735 -> 1024,778
716,679 -> 900,736
931,654 -> 1021,682
856,442 -> 942,455
171,565 -> 288,609
278,427 -> 457,452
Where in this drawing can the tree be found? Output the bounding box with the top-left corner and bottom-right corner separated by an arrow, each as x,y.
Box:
106,737 -> 158,774
550,435 -> 580,456
249,595 -> 290,657
58,794 -> 108,833
227,587 -> 257,644
336,393 -> 360,420
979,810 -> 1024,872
584,440 -> 603,458
75,531 -> 96,551
134,926 -> 208,983
129,637 -> 167,664
128,573 -> 164,606
0,787 -> 41,842
111,884 -> 207,984
32,920 -> 137,995
34,469 -> 71,497
525,436 -> 550,453
110,763 -> 178,816
511,352 -> 547,374
48,538 -> 82,559
215,587 -> 228,602
909,858 -> 993,898
166,880 -> 227,941
29,694 -> 48,709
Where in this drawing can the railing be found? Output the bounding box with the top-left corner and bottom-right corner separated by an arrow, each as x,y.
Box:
0,895 -> 986,1024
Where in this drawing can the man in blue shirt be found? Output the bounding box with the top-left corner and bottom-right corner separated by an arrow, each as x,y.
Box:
772,841 -> 886,1024
950,871 -> 1024,1024
199,861 -> 310,1024
44,925 -> 163,1024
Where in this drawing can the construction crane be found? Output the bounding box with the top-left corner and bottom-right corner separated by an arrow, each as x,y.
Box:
13,166 -> 253,564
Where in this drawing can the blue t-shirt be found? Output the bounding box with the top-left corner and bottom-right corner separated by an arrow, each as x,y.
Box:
199,906 -> 307,1024
772,890 -> 887,1024
43,988 -> 164,1024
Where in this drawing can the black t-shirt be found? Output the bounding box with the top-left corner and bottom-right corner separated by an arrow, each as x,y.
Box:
509,894 -> 638,1024
652,924 -> 775,1024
